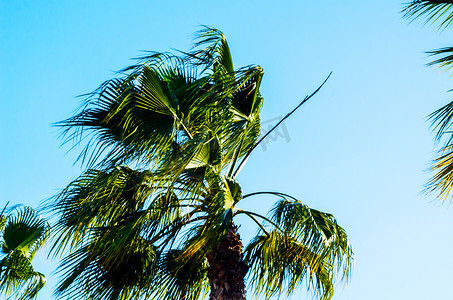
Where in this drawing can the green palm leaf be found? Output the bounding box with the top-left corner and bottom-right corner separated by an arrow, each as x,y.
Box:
2,207 -> 49,258
403,2 -> 453,201
154,249 -> 209,300
190,25 -> 235,74
426,47 -> 453,69
0,207 -> 49,300
425,145 -> 453,200
243,198 -> 352,300
245,231 -> 334,299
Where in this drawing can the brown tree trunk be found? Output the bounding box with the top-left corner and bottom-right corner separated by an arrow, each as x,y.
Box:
206,224 -> 249,300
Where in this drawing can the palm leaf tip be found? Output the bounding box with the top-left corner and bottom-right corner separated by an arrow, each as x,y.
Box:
402,1 -> 453,29
191,25 -> 235,74
425,47 -> 453,70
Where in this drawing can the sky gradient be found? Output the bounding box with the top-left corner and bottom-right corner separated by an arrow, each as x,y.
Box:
2,1 -> 453,299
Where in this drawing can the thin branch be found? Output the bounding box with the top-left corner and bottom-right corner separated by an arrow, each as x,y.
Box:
234,209 -> 284,234
242,191 -> 299,201
235,210 -> 269,235
232,72 -> 332,178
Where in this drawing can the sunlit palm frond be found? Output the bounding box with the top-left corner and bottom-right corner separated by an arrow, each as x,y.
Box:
428,99 -> 453,144
242,196 -> 352,300
2,207 -> 49,259
18,271 -> 46,300
190,25 -> 235,74
427,46 -> 453,70
223,67 -> 264,173
57,78 -> 134,167
122,51 -> 186,76
57,69 -> 179,168
51,163 -> 210,299
0,205 -> 7,233
402,2 -> 453,202
0,250 -> 46,300
271,199 -> 353,279
0,207 -> 49,300
156,128 -> 222,180
403,1 -> 453,29
55,239 -> 159,300
245,231 -> 334,300
178,177 -> 236,260
49,166 -> 157,256
426,144 -> 453,201
425,99 -> 453,201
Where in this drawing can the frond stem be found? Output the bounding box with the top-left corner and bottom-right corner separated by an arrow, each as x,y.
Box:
227,135 -> 245,178
232,72 -> 332,178
242,191 -> 299,201
234,209 -> 284,234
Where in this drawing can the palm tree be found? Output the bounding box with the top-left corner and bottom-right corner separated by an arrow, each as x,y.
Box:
403,1 -> 453,200
0,205 -> 49,299
50,26 -> 353,300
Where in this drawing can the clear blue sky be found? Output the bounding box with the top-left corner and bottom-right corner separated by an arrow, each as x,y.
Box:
2,1 -> 453,299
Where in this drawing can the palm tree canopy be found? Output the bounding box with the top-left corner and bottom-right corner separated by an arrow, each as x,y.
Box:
0,206 -> 49,300
51,26 -> 353,300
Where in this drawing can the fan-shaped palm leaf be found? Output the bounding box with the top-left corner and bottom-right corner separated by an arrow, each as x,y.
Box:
0,207 -> 49,300
241,195 -> 352,300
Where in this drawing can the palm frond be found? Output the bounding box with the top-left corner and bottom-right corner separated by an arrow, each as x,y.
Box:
189,25 -> 235,74
49,166 -> 154,255
425,144 -> 453,200
245,231 -> 334,299
17,272 -> 46,300
428,98 -> 453,144
0,207 -> 49,300
424,98 -> 453,201
0,250 -> 45,300
403,1 -> 453,29
57,69 -> 179,168
55,240 -> 158,300
243,197 -> 352,300
2,207 -> 49,258
270,198 -> 353,279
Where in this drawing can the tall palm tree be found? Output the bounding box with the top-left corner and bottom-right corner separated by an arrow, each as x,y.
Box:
50,26 -> 353,300
403,1 -> 453,200
0,205 -> 49,299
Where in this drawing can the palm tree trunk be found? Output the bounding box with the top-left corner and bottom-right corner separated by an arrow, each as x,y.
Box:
207,224 -> 249,300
